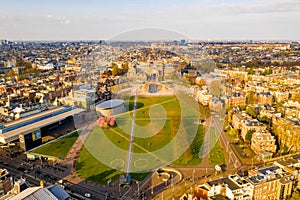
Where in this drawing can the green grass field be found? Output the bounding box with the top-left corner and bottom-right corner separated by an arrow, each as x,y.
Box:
76,145 -> 149,185
31,131 -> 79,159
209,128 -> 225,166
76,95 -> 205,184
171,125 -> 205,166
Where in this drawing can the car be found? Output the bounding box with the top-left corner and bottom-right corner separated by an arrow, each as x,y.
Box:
220,164 -> 227,171
84,193 -> 91,198
139,193 -> 145,199
17,167 -> 25,172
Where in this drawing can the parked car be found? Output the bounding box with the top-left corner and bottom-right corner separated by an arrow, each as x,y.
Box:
84,193 -> 91,198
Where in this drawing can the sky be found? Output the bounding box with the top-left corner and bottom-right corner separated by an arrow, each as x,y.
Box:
0,0 -> 300,40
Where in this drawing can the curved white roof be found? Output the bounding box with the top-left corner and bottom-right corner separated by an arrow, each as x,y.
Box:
96,99 -> 124,110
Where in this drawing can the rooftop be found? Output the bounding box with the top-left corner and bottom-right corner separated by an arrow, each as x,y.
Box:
0,107 -> 84,143
207,177 -> 240,191
5,185 -> 70,200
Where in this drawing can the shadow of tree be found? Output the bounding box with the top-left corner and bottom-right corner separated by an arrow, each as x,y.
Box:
127,102 -> 144,111
87,169 -> 120,184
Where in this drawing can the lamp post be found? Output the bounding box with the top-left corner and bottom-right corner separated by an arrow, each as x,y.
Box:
192,170 -> 195,182
151,185 -> 153,195
136,181 -> 140,195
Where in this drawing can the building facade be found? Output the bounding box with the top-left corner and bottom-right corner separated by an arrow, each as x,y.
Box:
251,130 -> 277,154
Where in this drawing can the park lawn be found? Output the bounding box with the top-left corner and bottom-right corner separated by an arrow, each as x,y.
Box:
76,145 -> 148,185
101,95 -> 202,161
171,125 -> 205,166
127,96 -> 179,126
102,96 -> 181,153
76,145 -> 123,185
209,128 -> 225,166
76,95 -> 203,184
31,131 -> 79,159
130,172 -> 150,182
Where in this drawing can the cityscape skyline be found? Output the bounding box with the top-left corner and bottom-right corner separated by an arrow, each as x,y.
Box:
1,0 -> 300,40
1,1 -> 300,199
0,33 -> 300,199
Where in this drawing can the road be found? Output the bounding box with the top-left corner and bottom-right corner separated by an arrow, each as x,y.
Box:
211,114 -> 242,169
0,160 -> 96,200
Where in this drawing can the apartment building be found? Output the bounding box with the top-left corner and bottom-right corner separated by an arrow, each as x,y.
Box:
196,175 -> 253,200
257,92 -> 273,105
251,130 -> 277,154
224,92 -> 246,108
241,119 -> 267,140
248,165 -> 296,200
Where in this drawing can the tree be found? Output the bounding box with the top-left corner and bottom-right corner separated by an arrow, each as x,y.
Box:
198,103 -> 211,119
209,80 -> 222,98
290,190 -> 300,200
245,130 -> 254,141
292,92 -> 300,101
247,91 -> 256,104
33,96 -> 39,103
259,115 -> 269,124
263,68 -> 273,76
7,70 -> 15,77
246,106 -> 257,118
239,105 -> 246,111
111,63 -> 119,76
229,128 -> 238,137
247,67 -> 255,75
122,62 -> 129,72
273,120 -> 300,154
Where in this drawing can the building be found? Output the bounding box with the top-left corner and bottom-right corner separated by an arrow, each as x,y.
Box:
274,91 -> 289,103
224,92 -> 246,108
273,117 -> 300,152
197,174 -> 253,200
232,112 -> 251,130
72,89 -> 96,109
248,174 -> 279,200
0,106 -> 83,151
194,184 -> 209,199
209,98 -> 225,112
180,193 -> 197,200
277,178 -> 293,200
257,92 -> 273,105
251,130 -> 277,155
0,169 -> 12,197
259,108 -> 281,121
197,90 -> 212,106
9,176 -> 29,195
241,119 -> 266,140
195,161 -> 299,200
96,99 -> 125,117
247,165 -> 296,200
1,184 -> 70,200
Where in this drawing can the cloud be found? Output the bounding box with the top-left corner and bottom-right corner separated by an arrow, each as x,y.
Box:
1,0 -> 299,40
47,14 -> 71,24
226,0 -> 300,14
